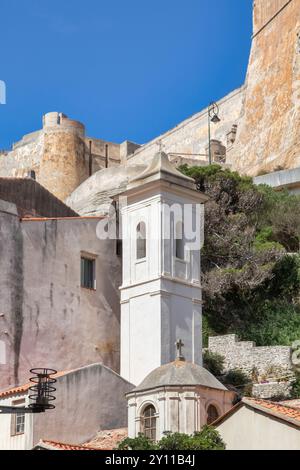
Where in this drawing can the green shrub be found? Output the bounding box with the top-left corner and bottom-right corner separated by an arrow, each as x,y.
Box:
117,427 -> 225,450
241,300 -> 300,346
290,373 -> 300,399
178,165 -> 300,349
117,433 -> 156,450
224,369 -> 249,388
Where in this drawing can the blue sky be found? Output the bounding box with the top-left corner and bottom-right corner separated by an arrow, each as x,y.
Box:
0,0 -> 252,149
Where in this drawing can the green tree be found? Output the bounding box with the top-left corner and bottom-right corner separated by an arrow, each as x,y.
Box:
117,427 -> 225,450
179,164 -> 300,347
203,350 -> 225,376
117,433 -> 157,450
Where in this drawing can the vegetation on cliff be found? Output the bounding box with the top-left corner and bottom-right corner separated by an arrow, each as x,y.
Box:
179,164 -> 300,347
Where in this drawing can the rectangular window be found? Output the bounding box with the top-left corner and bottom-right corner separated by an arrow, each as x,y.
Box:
81,257 -> 96,290
11,400 -> 25,436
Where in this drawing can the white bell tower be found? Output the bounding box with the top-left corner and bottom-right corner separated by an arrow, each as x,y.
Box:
118,152 -> 208,385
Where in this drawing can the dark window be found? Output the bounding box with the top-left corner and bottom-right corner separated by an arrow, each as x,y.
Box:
81,257 -> 96,289
175,221 -> 185,260
207,404 -> 220,425
141,405 -> 157,441
136,222 -> 146,260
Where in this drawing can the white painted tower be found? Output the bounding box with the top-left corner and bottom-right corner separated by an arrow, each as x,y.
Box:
118,152 -> 208,385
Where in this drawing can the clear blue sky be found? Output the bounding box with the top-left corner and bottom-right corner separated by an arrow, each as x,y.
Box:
0,0 -> 252,149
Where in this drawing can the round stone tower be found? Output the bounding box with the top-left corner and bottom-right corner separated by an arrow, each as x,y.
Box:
39,112 -> 89,201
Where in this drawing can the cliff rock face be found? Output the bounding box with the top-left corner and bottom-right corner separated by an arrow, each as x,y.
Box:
231,0 -> 300,175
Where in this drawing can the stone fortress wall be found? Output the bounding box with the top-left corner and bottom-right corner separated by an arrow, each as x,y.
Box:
208,334 -> 292,377
0,112 -> 123,201
230,0 -> 300,176
208,334 -> 295,399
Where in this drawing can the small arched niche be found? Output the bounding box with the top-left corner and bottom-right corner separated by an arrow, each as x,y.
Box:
175,221 -> 185,260
136,221 -> 146,260
206,404 -> 220,425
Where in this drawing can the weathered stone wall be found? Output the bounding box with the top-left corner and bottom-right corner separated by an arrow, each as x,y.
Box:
126,87 -> 244,168
230,0 -> 300,175
0,201 -> 24,388
0,113 -> 124,202
39,130 -> 87,201
0,207 -> 122,390
252,381 -> 292,400
208,335 -> 292,377
0,133 -> 44,179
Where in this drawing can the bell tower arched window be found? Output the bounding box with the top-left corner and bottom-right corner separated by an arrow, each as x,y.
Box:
141,404 -> 157,440
207,404 -> 220,425
175,221 -> 185,260
136,222 -> 146,259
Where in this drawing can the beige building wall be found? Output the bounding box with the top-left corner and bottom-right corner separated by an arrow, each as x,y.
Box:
0,202 -> 122,390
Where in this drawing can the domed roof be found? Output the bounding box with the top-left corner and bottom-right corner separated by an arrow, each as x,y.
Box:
132,359 -> 227,392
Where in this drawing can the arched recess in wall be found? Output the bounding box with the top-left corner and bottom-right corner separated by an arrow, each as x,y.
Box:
206,404 -> 220,425
175,221 -> 185,260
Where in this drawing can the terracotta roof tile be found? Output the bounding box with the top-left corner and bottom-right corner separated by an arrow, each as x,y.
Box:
84,428 -> 128,450
244,397 -> 300,423
214,397 -> 300,428
0,370 -> 71,399
36,440 -> 103,451
279,399 -> 300,409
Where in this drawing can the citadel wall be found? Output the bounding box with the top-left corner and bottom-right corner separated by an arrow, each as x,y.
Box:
0,1 -> 299,201
230,0 -> 300,175
126,87 -> 244,168
0,112 -> 123,201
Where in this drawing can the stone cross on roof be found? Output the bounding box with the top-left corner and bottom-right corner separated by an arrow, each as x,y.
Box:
175,339 -> 185,361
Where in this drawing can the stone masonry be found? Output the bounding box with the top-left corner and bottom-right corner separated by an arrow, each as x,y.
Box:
230,0 -> 300,175
208,335 -> 292,377
208,334 -> 295,399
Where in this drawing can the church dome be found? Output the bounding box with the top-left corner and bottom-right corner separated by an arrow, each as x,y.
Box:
133,359 -> 227,392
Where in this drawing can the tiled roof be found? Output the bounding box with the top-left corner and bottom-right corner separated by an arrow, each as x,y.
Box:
84,428 -> 128,450
244,398 -> 300,425
21,216 -> 105,221
214,397 -> 300,428
279,399 -> 300,409
34,429 -> 128,451
0,370 -> 71,399
34,440 -> 103,451
132,359 -> 227,393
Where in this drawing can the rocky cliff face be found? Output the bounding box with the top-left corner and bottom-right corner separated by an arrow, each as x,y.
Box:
230,0 -> 300,176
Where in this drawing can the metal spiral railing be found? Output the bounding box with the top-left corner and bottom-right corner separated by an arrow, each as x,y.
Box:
28,368 -> 57,411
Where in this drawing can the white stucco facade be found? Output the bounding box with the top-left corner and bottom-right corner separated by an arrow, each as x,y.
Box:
119,153 -> 207,385
215,400 -> 300,450
0,393 -> 33,450
127,384 -> 234,440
